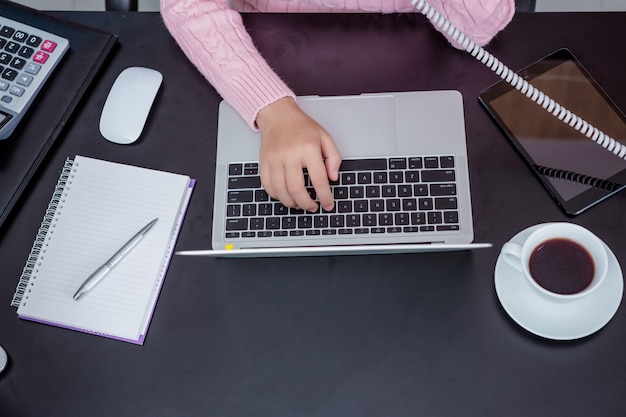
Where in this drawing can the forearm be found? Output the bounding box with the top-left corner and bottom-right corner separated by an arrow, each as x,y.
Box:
160,0 -> 295,129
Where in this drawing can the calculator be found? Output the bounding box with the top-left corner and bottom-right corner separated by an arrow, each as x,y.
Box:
0,15 -> 69,140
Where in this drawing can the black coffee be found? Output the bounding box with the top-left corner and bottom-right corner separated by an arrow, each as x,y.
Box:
528,238 -> 595,295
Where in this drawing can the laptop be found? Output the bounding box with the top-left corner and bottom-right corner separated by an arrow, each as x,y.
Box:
177,90 -> 491,257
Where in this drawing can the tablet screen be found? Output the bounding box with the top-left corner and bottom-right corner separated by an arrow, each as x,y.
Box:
479,49 -> 626,215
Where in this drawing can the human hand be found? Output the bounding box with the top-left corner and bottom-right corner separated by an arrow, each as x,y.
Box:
256,97 -> 342,212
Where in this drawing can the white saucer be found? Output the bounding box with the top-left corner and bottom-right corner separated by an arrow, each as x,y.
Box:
495,224 -> 624,340
0,344 -> 6,373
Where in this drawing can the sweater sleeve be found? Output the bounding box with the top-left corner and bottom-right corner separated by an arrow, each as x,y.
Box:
427,0 -> 515,48
160,0 -> 295,130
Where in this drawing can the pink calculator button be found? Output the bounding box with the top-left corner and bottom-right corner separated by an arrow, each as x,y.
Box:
41,40 -> 57,53
33,51 -> 49,64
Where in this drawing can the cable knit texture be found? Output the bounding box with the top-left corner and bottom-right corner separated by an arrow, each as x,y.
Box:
161,0 -> 514,129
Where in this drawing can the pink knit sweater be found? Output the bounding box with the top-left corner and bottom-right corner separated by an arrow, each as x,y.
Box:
161,0 -> 514,128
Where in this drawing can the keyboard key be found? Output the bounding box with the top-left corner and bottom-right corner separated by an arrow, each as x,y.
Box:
228,190 -> 253,203
411,212 -> 426,225
430,183 -> 457,196
226,218 -> 248,231
440,156 -> 455,168
228,176 -> 261,189
437,225 -> 460,231
424,157 -> 439,168
421,169 -> 456,182
427,212 -> 443,224
250,218 -> 264,230
314,215 -> 329,228
409,157 -> 423,169
357,172 -> 372,184
413,184 -> 428,196
389,171 -> 403,183
349,186 -> 364,198
242,204 -> 256,216
341,172 -> 356,184
330,215 -> 344,227
354,200 -> 368,212
337,201 -> 352,213
340,158 -> 387,171
258,203 -> 272,215
226,205 -> 241,217
418,198 -> 433,210
389,158 -> 407,169
443,211 -> 459,223
229,163 -> 242,175
435,197 -> 457,210
282,217 -> 297,229
366,185 -> 380,197
363,214 -> 377,226
373,172 -> 387,183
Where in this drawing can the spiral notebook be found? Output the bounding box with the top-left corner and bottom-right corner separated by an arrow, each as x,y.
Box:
10,155 -> 195,344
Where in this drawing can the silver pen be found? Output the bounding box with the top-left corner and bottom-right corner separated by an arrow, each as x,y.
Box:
73,218 -> 158,301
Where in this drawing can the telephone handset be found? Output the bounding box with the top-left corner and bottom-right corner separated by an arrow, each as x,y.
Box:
412,0 -> 626,159
413,0 -> 626,215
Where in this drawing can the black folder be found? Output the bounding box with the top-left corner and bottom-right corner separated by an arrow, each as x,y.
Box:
0,1 -> 117,228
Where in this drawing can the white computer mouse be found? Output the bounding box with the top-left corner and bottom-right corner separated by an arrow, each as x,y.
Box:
0,344 -> 7,373
99,67 -> 163,144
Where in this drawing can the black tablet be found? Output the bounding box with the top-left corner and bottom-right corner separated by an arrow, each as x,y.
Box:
479,48 -> 626,216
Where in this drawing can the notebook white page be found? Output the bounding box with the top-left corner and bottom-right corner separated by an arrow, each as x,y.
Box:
14,155 -> 192,343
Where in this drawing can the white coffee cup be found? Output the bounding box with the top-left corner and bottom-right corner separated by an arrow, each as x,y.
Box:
501,223 -> 608,301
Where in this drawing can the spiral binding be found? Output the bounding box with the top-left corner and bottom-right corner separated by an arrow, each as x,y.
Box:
412,0 -> 626,159
11,158 -> 75,307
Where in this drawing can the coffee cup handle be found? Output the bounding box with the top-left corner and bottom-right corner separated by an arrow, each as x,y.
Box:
501,241 -> 525,273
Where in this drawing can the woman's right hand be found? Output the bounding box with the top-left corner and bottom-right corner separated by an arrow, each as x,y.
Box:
256,97 -> 342,213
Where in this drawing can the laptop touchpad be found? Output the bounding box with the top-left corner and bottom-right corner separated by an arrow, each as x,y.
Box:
297,95 -> 397,157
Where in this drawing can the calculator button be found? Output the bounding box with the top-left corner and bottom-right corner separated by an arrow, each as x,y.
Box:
0,26 -> 15,38
0,53 -> 9,65
1,95 -> 12,103
26,35 -> 42,47
18,45 -> 34,59
24,62 -> 41,75
1,68 -> 17,81
9,85 -> 25,97
12,31 -> 29,43
32,51 -> 49,64
16,74 -> 33,87
40,40 -> 57,53
10,56 -> 26,70
0,81 -> 8,91
5,41 -> 20,54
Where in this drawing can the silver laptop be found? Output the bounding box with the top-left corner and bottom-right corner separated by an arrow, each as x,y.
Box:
177,90 -> 490,257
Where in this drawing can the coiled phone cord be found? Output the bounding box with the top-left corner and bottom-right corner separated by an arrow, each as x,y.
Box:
412,0 -> 626,159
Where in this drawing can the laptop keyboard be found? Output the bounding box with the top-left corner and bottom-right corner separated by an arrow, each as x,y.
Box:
224,156 -> 460,239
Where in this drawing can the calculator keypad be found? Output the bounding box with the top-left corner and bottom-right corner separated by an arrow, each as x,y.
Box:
0,16 -> 69,139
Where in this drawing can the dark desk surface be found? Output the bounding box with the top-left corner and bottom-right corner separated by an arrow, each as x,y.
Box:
2,10 -> 626,417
